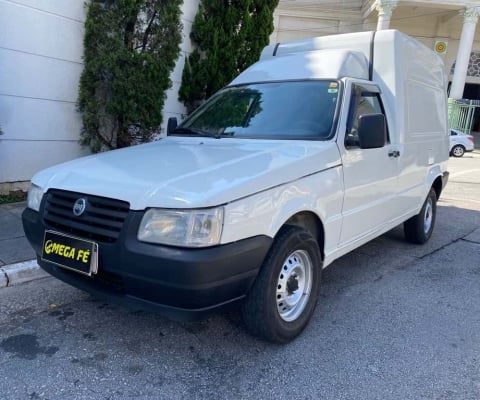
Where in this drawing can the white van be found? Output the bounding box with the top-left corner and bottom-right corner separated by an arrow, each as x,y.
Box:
23,30 -> 449,343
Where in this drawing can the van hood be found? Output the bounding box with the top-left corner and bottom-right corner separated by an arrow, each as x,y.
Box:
33,136 -> 341,210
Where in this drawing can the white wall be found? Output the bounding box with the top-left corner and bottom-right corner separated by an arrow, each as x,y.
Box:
0,0 -> 203,190
271,1 -> 363,43
0,0 -> 90,192
161,0 -> 201,134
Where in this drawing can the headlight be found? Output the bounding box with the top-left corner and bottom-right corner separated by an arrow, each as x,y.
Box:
27,184 -> 44,212
138,207 -> 224,247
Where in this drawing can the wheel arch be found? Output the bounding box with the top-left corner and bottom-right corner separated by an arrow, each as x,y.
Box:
432,175 -> 443,200
426,164 -> 446,201
278,211 -> 325,261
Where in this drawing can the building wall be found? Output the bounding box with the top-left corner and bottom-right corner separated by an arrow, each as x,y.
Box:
273,1 -> 480,88
271,1 -> 364,42
0,0 -> 201,191
0,0 -> 89,193
161,0 -> 200,133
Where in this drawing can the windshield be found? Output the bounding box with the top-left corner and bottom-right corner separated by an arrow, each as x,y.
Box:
176,80 -> 340,140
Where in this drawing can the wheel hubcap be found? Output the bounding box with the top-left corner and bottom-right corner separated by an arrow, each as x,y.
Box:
424,197 -> 433,235
276,250 -> 313,322
453,146 -> 464,156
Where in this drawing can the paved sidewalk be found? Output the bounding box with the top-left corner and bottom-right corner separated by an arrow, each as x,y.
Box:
0,202 -> 48,287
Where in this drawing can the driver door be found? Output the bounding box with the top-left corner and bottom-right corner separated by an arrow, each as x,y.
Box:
338,82 -> 399,246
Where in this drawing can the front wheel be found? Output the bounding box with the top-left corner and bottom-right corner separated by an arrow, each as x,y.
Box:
404,188 -> 437,244
241,226 -> 322,343
451,145 -> 465,157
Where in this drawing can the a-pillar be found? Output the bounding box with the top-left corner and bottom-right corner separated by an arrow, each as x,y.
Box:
450,7 -> 480,100
374,0 -> 399,30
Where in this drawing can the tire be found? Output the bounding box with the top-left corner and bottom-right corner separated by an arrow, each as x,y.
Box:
451,145 -> 465,157
404,188 -> 437,244
241,225 -> 322,343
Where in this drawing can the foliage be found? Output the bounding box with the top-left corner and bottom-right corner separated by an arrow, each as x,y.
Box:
179,0 -> 279,113
78,0 -> 183,151
0,191 -> 27,204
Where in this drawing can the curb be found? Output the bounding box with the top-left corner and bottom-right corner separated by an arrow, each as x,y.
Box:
464,228 -> 480,244
0,259 -> 49,288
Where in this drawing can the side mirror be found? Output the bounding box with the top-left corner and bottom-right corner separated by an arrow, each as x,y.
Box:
167,117 -> 178,135
358,113 -> 387,149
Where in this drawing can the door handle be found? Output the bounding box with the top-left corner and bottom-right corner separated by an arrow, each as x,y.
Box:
388,150 -> 400,158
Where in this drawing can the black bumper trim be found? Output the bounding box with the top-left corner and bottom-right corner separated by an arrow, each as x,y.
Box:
38,258 -> 248,321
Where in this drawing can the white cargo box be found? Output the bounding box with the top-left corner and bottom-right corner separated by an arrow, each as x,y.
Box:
232,30 -> 448,145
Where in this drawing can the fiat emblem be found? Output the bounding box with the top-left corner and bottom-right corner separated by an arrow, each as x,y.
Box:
73,198 -> 87,216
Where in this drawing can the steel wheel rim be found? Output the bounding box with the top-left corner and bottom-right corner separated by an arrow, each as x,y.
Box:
424,197 -> 433,235
276,250 -> 313,322
453,146 -> 464,156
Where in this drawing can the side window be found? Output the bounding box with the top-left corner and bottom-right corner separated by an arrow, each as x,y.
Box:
346,87 -> 386,148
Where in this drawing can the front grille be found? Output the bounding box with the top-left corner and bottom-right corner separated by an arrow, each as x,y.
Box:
43,190 -> 130,243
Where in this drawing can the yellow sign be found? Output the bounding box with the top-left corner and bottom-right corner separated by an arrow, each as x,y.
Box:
44,239 -> 91,263
42,230 -> 98,275
435,41 -> 447,54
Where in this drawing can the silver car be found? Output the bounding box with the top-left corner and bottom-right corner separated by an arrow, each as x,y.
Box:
450,129 -> 475,157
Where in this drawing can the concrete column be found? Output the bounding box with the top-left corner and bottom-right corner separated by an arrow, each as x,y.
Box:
450,7 -> 480,99
270,12 -> 280,43
374,0 -> 399,30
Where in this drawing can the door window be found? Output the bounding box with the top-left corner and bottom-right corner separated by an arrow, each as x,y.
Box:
346,86 -> 387,148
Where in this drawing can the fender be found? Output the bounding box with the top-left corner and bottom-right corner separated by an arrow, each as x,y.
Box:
221,166 -> 344,250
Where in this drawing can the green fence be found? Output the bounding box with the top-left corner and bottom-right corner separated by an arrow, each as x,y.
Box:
448,98 -> 480,134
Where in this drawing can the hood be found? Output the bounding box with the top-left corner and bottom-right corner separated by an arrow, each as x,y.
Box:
33,136 -> 341,210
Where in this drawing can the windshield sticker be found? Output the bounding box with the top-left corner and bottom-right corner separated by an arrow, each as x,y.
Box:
329,82 -> 338,88
328,88 -> 338,93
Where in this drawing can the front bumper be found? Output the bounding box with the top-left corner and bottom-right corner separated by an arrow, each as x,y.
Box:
22,207 -> 272,321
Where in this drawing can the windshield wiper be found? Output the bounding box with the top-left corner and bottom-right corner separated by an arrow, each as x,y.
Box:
169,127 -> 221,139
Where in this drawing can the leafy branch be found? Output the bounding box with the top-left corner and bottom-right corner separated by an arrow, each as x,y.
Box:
179,0 -> 279,113
78,0 -> 183,152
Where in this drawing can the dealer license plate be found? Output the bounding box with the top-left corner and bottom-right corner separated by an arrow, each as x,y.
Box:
42,230 -> 98,276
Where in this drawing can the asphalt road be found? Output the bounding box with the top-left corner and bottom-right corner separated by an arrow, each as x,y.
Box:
1,152 -> 479,400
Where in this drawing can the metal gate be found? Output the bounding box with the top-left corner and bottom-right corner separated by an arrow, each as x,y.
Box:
448,98 -> 480,134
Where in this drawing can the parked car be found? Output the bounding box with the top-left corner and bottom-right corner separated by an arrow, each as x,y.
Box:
450,129 -> 474,157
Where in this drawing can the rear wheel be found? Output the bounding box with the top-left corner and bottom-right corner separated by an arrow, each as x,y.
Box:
241,226 -> 322,343
404,188 -> 437,244
451,145 -> 465,157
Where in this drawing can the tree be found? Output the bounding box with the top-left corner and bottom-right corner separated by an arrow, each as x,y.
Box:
78,0 -> 183,152
179,0 -> 279,113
